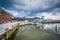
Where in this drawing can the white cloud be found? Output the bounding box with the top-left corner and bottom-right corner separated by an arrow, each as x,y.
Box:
4,9 -> 30,17
12,0 -> 59,11
35,8 -> 60,20
36,12 -> 60,20
36,12 -> 52,20
2,0 -> 60,19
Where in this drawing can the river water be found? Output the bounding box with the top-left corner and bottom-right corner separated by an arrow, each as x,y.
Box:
14,23 -> 60,40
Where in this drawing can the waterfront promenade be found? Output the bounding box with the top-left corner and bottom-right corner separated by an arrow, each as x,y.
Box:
0,22 -> 20,40
0,21 -> 60,40
0,21 -> 35,40
0,22 -> 19,35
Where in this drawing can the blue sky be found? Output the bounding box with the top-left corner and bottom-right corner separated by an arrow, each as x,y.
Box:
0,0 -> 60,20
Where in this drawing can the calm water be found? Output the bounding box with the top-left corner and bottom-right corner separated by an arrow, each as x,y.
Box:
43,23 -> 60,34
14,23 -> 60,40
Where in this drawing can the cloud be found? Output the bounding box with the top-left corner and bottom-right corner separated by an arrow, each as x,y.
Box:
7,10 -> 30,17
52,8 -> 60,13
35,8 -> 60,20
1,0 -> 60,18
3,8 -> 30,17
12,0 -> 59,11
36,12 -> 60,20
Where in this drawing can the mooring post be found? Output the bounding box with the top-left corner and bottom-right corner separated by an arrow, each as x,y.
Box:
55,25 -> 57,32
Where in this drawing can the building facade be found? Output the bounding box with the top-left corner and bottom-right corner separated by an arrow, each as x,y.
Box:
0,8 -> 12,23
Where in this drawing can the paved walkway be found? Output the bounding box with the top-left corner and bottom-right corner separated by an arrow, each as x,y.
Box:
0,22 -> 19,35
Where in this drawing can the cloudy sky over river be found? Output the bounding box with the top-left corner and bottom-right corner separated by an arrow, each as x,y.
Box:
0,0 -> 60,20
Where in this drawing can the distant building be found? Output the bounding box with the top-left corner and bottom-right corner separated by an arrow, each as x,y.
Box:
0,8 -> 13,23
42,20 -> 60,23
33,17 -> 43,23
12,17 -> 21,21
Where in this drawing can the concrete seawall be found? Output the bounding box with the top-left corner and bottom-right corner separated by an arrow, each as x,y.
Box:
0,22 -> 20,40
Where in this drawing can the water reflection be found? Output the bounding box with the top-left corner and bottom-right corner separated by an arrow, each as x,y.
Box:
14,23 -> 60,40
19,23 -> 60,34
42,23 -> 60,34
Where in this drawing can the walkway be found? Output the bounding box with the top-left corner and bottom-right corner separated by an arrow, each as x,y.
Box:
0,22 -> 19,35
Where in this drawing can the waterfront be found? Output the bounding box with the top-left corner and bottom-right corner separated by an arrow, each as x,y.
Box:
14,23 -> 60,40
0,0 -> 60,40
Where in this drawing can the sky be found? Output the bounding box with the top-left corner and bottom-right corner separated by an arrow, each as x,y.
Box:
0,0 -> 60,20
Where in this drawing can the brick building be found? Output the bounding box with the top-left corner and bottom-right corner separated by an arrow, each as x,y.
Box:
0,8 -> 13,23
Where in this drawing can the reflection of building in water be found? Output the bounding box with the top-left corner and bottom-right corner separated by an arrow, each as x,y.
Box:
58,27 -> 60,33
55,25 -> 57,32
